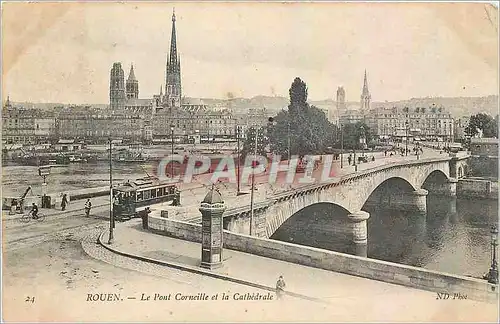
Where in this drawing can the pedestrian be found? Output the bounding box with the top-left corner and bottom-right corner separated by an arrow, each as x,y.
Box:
276,275 -> 286,300
10,199 -> 17,215
61,193 -> 68,211
84,198 -> 92,217
347,155 -> 352,165
384,150 -> 387,157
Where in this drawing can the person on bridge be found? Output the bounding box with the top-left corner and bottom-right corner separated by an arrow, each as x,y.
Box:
61,194 -> 68,211
347,155 -> 352,165
30,203 -> 39,220
84,199 -> 92,217
276,275 -> 286,300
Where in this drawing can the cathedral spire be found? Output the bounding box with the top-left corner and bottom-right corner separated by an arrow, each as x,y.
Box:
169,8 -> 178,68
160,85 -> 163,96
165,8 -> 182,108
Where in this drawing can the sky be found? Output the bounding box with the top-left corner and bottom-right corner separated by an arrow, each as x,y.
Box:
2,2 -> 499,104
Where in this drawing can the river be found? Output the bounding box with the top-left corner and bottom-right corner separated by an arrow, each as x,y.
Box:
271,195 -> 497,277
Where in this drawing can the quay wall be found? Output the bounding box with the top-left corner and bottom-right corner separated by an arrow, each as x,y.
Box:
457,179 -> 498,200
148,215 -> 498,303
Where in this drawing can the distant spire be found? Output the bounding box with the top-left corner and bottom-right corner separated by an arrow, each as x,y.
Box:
128,64 -> 136,81
160,85 -> 163,96
362,69 -> 369,95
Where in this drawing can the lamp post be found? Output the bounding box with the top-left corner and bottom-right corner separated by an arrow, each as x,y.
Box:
236,125 -> 242,196
170,125 -> 174,178
488,225 -> 498,284
107,137 -> 114,245
405,121 -> 409,156
340,123 -> 344,168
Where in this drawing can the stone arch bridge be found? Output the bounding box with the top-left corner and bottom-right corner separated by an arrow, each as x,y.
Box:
221,153 -> 469,256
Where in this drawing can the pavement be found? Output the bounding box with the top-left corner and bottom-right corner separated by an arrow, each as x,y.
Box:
91,219 -> 498,322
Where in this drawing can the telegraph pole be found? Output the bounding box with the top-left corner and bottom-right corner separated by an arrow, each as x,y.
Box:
249,127 -> 258,236
107,138 -> 114,244
287,121 -> 291,161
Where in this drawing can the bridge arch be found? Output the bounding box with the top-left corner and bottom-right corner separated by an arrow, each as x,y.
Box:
362,176 -> 419,210
266,202 -> 350,239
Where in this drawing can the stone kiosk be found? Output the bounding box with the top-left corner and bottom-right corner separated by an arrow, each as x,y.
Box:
199,186 -> 226,269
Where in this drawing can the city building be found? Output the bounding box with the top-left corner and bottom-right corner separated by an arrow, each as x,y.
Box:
2,103 -> 56,144
56,110 -> 145,143
365,105 -> 455,141
152,101 -> 238,139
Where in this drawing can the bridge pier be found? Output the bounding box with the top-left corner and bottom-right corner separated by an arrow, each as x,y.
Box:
366,189 -> 428,213
347,211 -> 370,257
425,178 -> 457,197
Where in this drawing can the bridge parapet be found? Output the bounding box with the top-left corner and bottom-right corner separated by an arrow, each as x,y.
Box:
222,156 -> 455,219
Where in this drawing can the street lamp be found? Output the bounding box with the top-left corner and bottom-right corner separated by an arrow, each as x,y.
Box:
170,125 -> 174,178
487,225 -> 498,284
235,125 -> 242,196
405,121 -> 409,156
340,123 -> 344,169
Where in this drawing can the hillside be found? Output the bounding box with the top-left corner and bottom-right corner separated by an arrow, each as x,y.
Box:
9,95 -> 498,118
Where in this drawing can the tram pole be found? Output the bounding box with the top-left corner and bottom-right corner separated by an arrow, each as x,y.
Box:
108,138 -> 114,244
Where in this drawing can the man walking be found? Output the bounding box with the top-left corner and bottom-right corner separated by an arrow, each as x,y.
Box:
276,275 -> 286,300
61,193 -> 68,211
84,198 -> 92,217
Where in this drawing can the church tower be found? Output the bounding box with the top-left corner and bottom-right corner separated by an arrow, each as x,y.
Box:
126,64 -> 139,99
336,86 -> 346,111
165,9 -> 182,108
110,62 -> 126,112
360,69 -> 371,111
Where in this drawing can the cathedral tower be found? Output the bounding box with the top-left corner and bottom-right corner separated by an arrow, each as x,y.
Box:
360,69 -> 371,111
126,64 -> 139,99
110,62 -> 126,112
165,9 -> 182,108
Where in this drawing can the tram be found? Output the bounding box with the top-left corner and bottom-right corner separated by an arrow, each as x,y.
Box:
112,176 -> 180,221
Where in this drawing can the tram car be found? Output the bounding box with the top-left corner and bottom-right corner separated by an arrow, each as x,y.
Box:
112,176 -> 180,221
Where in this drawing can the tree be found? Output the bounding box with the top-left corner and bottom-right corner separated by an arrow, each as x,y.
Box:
241,126 -> 268,161
338,122 -> 373,150
267,77 -> 336,158
465,113 -> 498,138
